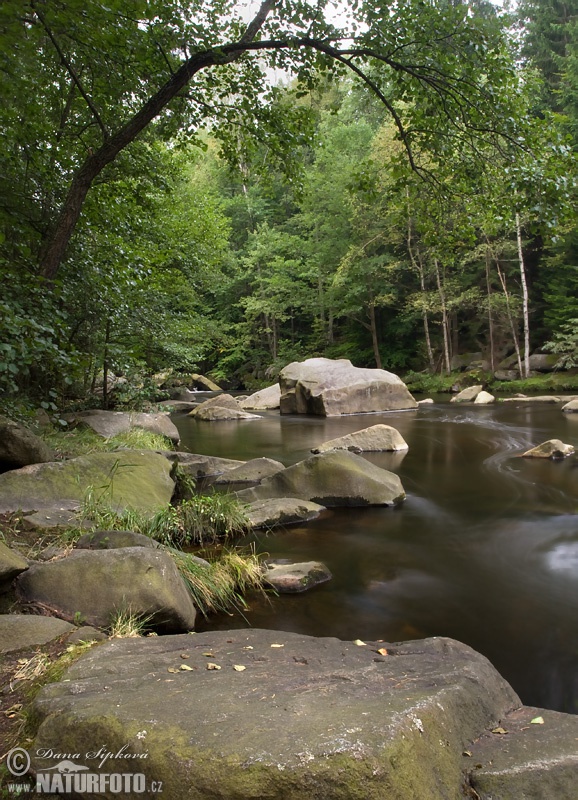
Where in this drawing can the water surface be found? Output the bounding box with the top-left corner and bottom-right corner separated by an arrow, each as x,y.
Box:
174,402 -> 578,713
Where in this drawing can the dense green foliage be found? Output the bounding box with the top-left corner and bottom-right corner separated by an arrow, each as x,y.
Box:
0,0 -> 577,403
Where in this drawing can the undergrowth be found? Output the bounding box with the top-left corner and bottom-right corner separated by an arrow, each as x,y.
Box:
42,426 -> 173,459
77,492 -> 249,547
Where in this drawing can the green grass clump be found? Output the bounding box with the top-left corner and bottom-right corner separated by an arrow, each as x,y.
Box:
168,547 -> 267,618
490,371 -> 578,394
77,492 -> 249,547
108,608 -> 152,638
43,425 -> 173,459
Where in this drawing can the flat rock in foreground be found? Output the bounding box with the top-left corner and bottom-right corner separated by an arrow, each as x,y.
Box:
279,357 -> 417,416
32,631 -> 521,799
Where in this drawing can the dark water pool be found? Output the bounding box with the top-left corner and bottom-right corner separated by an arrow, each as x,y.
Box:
173,401 -> 578,714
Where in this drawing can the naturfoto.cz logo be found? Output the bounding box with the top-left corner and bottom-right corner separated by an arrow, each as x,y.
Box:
5,745 -> 163,795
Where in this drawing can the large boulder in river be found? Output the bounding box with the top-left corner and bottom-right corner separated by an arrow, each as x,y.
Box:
237,451 -> 405,507
0,451 -> 174,515
562,398 -> 578,413
16,547 -> 196,633
279,358 -> 417,416
65,409 -> 180,444
30,630 -> 530,799
213,457 -> 285,486
240,383 -> 281,410
0,414 -> 54,471
312,424 -> 408,454
188,394 -> 261,421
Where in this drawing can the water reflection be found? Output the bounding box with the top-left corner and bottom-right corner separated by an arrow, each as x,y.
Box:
174,402 -> 578,713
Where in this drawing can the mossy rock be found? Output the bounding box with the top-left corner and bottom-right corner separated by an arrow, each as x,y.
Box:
0,451 -> 174,515
30,631 -> 521,799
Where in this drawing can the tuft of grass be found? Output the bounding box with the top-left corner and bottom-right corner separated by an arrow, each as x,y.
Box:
167,546 -> 268,618
108,608 -> 152,638
75,491 -> 249,547
42,425 -> 173,459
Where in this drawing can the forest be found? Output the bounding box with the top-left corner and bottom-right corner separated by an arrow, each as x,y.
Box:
1,0 -> 577,411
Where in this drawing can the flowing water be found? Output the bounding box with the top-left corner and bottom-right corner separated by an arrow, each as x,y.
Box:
173,401 -> 578,714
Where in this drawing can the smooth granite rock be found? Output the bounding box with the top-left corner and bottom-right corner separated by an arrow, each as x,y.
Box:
311,424 -> 408,454
30,631 -> 521,800
279,358 -> 417,416
0,614 -> 75,654
16,547 -> 196,633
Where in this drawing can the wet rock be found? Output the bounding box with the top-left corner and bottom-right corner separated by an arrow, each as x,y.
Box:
240,384 -> 281,410
418,398 -> 434,404
0,614 -> 75,654
562,398 -> 578,413
450,385 -> 483,403
30,631 -> 521,799
264,560 -> 332,593
279,357 -> 417,416
0,415 -> 54,471
0,451 -> 174,516
245,498 -> 326,529
311,424 -> 408,454
522,439 -> 575,459
237,450 -> 405,507
16,547 -> 196,633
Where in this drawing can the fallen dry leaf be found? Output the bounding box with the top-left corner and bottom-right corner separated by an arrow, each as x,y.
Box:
180,664 -> 194,671
180,653 -> 190,659
530,716 -> 545,724
353,639 -> 366,646
206,663 -> 221,671
491,727 -> 508,735
167,667 -> 179,674
233,665 -> 246,672
377,648 -> 388,656
270,644 -> 284,648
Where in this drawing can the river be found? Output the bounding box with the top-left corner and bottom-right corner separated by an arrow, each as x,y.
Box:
173,400 -> 578,714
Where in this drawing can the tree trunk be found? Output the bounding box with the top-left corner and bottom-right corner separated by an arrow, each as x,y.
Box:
102,317 -> 111,411
39,2 -> 276,281
368,301 -> 383,369
485,245 -> 495,372
434,259 -> 451,374
494,252 -> 523,378
515,212 -> 531,379
406,208 -> 435,371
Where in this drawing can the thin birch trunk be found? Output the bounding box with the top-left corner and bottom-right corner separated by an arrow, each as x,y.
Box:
434,258 -> 451,374
515,212 -> 531,378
